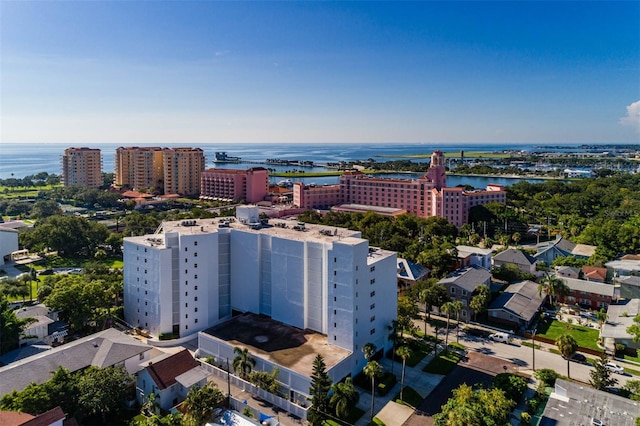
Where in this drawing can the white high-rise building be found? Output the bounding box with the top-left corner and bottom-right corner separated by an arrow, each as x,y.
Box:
123,208 -> 397,393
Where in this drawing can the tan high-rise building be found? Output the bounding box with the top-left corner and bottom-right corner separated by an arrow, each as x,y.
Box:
114,147 -> 205,196
114,147 -> 164,191
163,148 -> 205,196
61,147 -> 103,188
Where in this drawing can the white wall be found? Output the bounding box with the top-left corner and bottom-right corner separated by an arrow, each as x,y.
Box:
0,229 -> 18,266
270,237 -> 305,329
230,231 -> 261,313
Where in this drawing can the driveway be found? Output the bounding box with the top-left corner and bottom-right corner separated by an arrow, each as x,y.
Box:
403,352 -> 520,426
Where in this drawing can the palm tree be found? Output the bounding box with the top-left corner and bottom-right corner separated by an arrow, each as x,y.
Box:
396,346 -> 412,402
538,274 -> 568,306
363,360 -> 382,424
452,300 -> 464,343
232,347 -> 256,379
329,377 -> 359,420
362,342 -> 376,362
596,308 -> 608,330
388,320 -> 399,374
441,301 -> 454,349
142,392 -> 159,416
556,334 -> 578,379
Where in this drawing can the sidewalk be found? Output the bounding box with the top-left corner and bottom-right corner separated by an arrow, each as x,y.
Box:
353,344 -> 445,426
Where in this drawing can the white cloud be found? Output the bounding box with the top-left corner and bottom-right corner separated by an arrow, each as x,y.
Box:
620,100 -> 640,132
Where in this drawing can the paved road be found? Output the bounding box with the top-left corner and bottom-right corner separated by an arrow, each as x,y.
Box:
415,315 -> 637,387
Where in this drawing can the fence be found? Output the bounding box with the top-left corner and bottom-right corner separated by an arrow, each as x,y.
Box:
199,360 -> 309,420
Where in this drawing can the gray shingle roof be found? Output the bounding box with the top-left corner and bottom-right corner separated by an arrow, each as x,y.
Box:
0,328 -> 151,395
493,248 -> 535,266
489,280 -> 545,323
559,277 -> 615,297
438,265 -> 492,292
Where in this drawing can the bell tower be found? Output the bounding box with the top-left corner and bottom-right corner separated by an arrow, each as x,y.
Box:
425,150 -> 446,189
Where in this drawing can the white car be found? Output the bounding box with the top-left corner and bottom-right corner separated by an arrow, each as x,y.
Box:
605,362 -> 624,374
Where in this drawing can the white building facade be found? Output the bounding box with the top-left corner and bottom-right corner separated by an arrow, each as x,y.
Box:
123,211 -> 397,359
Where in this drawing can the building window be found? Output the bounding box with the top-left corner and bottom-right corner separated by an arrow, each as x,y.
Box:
194,285 -> 198,290
370,291 -> 376,297
334,271 -> 337,276
195,318 -> 198,323
334,283 -> 337,289
370,315 -> 375,322
370,328 -> 375,335
370,266 -> 375,272
184,247 -> 188,252
185,292 -> 188,296
194,275 -> 198,279
334,297 -> 337,302
194,241 -> 198,246
185,314 -> 188,318
194,264 -> 198,268
334,323 -> 337,328
334,257 -> 337,262
370,303 -> 375,310
334,309 -> 337,315
450,288 -> 456,294
370,278 -> 375,285
194,252 -> 198,257
185,303 -> 188,308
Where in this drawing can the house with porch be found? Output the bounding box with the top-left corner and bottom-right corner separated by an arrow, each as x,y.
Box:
557,277 -> 616,310
437,264 -> 492,321
487,280 -> 546,330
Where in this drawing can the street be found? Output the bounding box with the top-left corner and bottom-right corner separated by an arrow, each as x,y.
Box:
443,323 -> 637,387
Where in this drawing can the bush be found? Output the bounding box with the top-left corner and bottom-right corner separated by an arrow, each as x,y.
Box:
521,412 -> 531,425
534,368 -> 560,387
158,332 -> 175,340
492,373 -> 528,402
527,397 -> 541,414
377,372 -> 397,396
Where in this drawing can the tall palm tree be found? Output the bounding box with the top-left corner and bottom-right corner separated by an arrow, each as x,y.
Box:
452,300 -> 464,343
363,360 -> 382,424
556,334 -> 578,379
441,301 -> 454,349
538,274 -> 568,306
329,377 -> 359,420
362,342 -> 376,362
396,346 -> 412,402
232,347 -> 256,379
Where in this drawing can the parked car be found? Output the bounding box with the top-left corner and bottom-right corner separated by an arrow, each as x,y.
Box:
489,332 -> 511,343
571,353 -> 587,364
605,362 -> 624,374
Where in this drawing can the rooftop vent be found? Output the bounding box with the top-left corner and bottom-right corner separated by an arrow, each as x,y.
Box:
181,220 -> 197,227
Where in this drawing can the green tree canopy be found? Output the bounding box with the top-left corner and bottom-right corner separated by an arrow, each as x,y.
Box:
308,354 -> 332,425
434,383 -> 515,426
182,382 -> 225,426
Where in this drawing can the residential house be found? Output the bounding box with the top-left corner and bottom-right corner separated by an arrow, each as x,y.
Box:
492,248 -> 538,276
397,258 -> 429,293
437,265 -> 492,321
541,379 -> 640,426
488,280 -> 546,330
0,406 -> 69,426
582,265 -> 608,283
618,276 -> 640,300
456,245 -> 493,270
14,303 -> 58,345
557,277 -> 616,310
0,328 -> 157,396
533,234 -> 596,266
601,299 -> 640,352
554,266 -> 579,279
606,255 -> 640,277
136,349 -> 211,412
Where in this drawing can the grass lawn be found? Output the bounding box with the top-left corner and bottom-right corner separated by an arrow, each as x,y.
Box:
536,320 -> 601,351
398,338 -> 432,367
324,406 -> 365,426
394,386 -> 423,408
423,350 -> 464,374
521,341 -> 542,350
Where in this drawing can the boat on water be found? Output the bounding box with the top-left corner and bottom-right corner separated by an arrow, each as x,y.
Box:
213,152 -> 241,163
277,179 -> 293,187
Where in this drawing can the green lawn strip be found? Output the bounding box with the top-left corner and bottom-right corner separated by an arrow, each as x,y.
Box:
393,386 -> 423,408
423,350 -> 464,374
624,367 -> 640,376
374,151 -> 512,160
323,407 -> 366,426
447,342 -> 466,351
549,348 -> 561,356
412,329 -> 441,344
536,320 -> 600,351
521,341 -> 542,350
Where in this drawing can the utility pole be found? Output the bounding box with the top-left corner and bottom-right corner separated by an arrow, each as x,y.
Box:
531,328 -> 537,372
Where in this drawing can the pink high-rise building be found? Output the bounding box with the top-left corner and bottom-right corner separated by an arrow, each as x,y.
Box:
200,167 -> 269,203
293,150 -> 506,227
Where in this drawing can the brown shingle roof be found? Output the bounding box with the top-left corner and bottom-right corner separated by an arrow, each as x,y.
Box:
21,407 -> 65,426
0,411 -> 34,426
146,349 -> 198,390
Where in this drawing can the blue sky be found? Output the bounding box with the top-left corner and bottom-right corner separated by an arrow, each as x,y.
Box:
1,1 -> 639,144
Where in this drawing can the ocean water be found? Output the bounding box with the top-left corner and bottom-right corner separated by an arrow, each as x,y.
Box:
0,141 -> 554,180
0,141 -> 593,188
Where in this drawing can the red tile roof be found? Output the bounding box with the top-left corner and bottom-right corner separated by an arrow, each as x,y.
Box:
146,349 -> 199,390
582,266 -> 607,282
